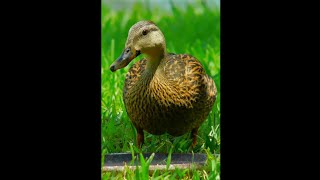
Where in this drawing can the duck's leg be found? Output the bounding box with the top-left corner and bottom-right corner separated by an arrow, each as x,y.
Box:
191,128 -> 199,148
137,128 -> 144,149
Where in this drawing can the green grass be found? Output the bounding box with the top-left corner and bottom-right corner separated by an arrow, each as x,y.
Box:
102,0 -> 220,179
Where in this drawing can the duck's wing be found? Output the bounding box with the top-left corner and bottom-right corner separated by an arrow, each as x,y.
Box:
162,53 -> 217,107
162,53 -> 205,89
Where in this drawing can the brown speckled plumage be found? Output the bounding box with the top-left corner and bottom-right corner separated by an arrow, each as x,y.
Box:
110,21 -> 217,148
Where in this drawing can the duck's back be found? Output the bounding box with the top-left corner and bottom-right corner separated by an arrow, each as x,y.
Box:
123,53 -> 217,136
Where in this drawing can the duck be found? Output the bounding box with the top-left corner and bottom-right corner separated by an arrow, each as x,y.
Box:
109,20 -> 217,148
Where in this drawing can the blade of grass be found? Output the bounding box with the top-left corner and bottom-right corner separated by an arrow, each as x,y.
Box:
166,145 -> 173,170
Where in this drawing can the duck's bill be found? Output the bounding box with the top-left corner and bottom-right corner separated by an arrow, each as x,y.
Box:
110,48 -> 141,72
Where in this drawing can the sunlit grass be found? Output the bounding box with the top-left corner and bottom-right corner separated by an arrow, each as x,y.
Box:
102,1 -> 220,179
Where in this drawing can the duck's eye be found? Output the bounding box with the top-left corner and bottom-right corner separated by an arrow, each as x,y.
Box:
142,29 -> 148,36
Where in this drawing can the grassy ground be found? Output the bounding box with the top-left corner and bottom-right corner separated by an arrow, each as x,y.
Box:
102,0 -> 220,179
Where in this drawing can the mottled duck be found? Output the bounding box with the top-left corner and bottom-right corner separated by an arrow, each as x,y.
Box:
110,20 -> 217,148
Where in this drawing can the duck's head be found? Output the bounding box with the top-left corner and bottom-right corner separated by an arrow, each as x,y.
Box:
110,20 -> 166,72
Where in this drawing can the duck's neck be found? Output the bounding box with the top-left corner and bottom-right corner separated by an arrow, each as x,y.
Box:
134,48 -> 169,97
144,48 -> 166,77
